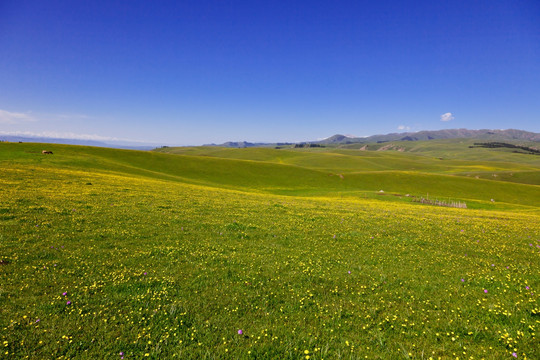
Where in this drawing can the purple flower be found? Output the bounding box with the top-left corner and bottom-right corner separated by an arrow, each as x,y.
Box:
484,289 -> 488,294
66,301 -> 71,305
333,235 -> 336,239
512,352 -> 517,358
348,271 -> 351,274
143,272 -> 147,275
526,286 -> 530,290
461,278 -> 465,282
35,319 -> 40,323
119,352 -> 124,356
62,292 -> 67,296
238,329 -> 243,335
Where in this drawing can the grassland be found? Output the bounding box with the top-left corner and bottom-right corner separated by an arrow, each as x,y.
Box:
1,141 -> 539,359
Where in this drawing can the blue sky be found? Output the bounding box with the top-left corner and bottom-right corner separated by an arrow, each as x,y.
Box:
1,0 -> 539,145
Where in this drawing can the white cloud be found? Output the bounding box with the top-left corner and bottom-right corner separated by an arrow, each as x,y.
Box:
440,112 -> 454,122
398,125 -> 410,130
0,109 -> 35,124
42,131 -> 122,141
0,130 -> 122,142
0,109 -> 147,143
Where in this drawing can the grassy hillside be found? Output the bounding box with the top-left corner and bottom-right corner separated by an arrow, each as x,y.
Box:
155,139 -> 540,184
157,142 -> 540,209
2,142 -> 540,209
1,142 -> 539,359
157,138 -> 540,163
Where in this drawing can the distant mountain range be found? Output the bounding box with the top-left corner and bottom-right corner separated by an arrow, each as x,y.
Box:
317,129 -> 540,144
2,128 -> 539,149
210,129 -> 540,148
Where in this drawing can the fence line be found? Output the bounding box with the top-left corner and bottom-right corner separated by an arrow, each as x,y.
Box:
411,197 -> 467,209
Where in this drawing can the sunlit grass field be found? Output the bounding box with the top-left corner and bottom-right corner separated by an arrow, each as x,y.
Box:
1,142 -> 539,359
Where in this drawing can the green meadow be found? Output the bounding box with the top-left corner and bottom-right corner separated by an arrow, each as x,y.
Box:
1,141 -> 539,359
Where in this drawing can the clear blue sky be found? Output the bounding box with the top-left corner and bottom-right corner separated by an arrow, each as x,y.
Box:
1,0 -> 539,145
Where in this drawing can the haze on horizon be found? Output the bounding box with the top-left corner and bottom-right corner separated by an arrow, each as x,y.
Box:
1,0 -> 539,146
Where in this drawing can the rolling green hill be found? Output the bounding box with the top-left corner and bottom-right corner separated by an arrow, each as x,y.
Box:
1,142 -> 539,359
157,141 -> 540,209
2,142 -> 539,210
155,138 -> 540,169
